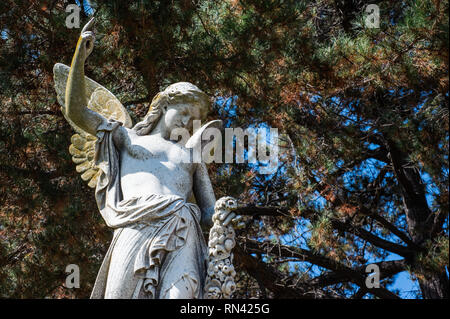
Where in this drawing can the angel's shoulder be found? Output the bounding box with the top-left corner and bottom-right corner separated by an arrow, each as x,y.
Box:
110,122 -> 132,149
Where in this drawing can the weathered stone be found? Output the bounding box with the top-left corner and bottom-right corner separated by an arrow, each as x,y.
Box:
53,18 -> 238,299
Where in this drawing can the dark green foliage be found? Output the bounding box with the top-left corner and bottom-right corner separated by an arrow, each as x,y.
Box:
0,0 -> 448,298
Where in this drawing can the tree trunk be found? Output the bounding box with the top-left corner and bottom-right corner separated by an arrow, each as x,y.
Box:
417,270 -> 449,299
387,139 -> 449,299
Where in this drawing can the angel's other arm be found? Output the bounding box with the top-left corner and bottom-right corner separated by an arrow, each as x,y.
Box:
65,18 -> 106,136
193,163 -> 237,230
193,162 -> 217,230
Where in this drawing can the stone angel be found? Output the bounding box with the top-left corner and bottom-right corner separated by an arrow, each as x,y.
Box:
53,18 -> 238,299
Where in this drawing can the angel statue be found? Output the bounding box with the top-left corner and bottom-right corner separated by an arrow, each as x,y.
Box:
53,18 -> 238,299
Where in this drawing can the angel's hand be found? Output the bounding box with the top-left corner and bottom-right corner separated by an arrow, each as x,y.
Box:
221,211 -> 244,229
77,18 -> 96,62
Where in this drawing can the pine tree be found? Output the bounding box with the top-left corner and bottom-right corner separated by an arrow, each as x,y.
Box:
0,0 -> 448,298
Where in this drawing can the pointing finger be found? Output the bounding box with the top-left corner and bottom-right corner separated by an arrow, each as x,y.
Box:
81,17 -> 95,33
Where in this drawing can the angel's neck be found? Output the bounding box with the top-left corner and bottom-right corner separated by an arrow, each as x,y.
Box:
150,120 -> 170,140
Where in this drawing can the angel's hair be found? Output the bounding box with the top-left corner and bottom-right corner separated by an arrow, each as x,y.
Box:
133,82 -> 210,136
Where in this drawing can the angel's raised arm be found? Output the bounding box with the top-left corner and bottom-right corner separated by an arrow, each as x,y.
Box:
65,18 -> 106,136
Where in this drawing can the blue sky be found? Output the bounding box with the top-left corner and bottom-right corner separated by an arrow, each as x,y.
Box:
75,0 -> 95,16
216,94 -> 430,298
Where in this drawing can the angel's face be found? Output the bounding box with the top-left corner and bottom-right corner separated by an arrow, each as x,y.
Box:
164,102 -> 201,133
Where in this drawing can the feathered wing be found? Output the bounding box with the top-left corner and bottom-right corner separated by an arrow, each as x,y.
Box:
53,63 -> 133,188
185,119 -> 223,159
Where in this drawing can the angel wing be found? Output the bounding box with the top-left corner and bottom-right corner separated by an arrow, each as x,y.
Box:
185,119 -> 222,149
53,63 -> 133,188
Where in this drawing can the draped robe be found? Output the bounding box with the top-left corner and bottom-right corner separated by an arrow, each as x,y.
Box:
90,120 -> 208,299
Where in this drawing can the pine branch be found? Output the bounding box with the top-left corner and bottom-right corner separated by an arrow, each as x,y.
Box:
308,259 -> 407,287
359,206 -> 421,250
352,288 -> 368,299
241,239 -> 402,299
431,209 -> 448,238
329,219 -> 414,257
235,205 -> 290,217
1,110 -> 61,116
237,205 -> 416,257
123,96 -> 150,106
234,244 -> 342,298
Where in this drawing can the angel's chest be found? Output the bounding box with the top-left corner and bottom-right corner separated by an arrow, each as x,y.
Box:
120,135 -> 193,171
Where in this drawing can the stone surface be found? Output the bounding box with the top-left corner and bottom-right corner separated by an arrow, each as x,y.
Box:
205,197 -> 238,299
53,18 -> 237,299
